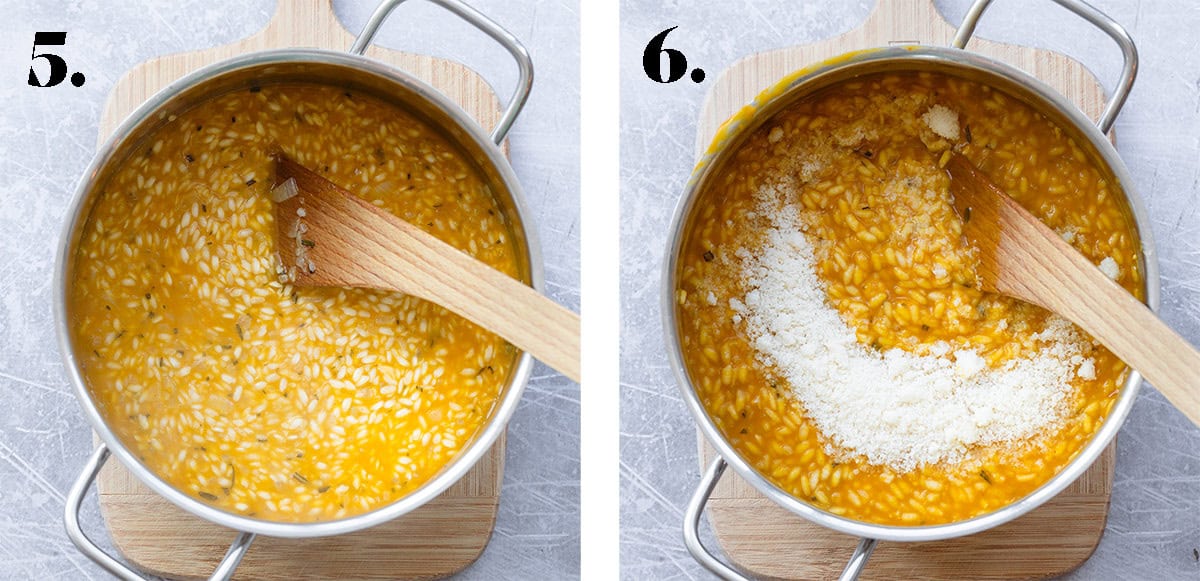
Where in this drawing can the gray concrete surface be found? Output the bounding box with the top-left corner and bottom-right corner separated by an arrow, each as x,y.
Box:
0,1 -> 579,579
621,0 -> 1200,579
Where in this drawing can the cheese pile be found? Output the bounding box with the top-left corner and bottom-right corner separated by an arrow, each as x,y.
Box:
732,202 -> 1094,472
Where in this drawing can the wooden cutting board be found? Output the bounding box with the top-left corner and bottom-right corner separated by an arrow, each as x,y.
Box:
94,1 -> 506,579
695,0 -> 1122,578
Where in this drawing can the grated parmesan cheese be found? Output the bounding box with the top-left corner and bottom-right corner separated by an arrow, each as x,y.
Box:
732,202 -> 1093,472
1076,358 -> 1096,380
1098,256 -> 1120,281
922,104 -> 960,140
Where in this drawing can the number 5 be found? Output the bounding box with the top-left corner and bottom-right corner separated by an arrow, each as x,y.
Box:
29,32 -> 68,88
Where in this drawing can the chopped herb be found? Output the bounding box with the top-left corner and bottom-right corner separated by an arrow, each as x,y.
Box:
318,485 -> 330,494
300,239 -> 315,248
963,206 -> 972,223
185,154 -> 194,163
92,350 -> 101,358
198,491 -> 219,501
739,428 -> 748,434
195,124 -> 203,132
201,203 -> 207,212
235,324 -> 244,340
292,472 -> 309,484
245,178 -> 257,186
256,436 -> 268,443
702,250 -> 715,262
979,469 -> 993,484
230,116 -> 237,123
964,124 -> 973,143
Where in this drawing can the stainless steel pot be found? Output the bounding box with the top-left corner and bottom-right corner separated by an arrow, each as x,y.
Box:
663,1 -> 1153,579
56,1 -> 537,579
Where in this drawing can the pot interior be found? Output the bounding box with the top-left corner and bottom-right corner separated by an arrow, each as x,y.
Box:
669,49 -> 1154,541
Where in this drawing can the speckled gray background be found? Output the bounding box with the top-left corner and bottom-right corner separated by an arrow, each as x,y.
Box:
0,1 -> 578,579
621,0 -> 1200,579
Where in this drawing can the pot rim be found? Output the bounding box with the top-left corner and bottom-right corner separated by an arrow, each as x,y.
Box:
663,45 -> 1160,543
55,47 -> 543,538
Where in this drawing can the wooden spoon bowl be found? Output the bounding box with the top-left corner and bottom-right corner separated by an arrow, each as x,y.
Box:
272,154 -> 580,382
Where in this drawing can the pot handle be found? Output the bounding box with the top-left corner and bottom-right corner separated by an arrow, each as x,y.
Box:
64,444 -> 257,581
685,456 -> 879,580
349,0 -> 534,146
951,0 -> 1137,134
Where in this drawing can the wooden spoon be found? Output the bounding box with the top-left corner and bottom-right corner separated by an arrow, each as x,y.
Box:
271,154 -> 580,382
944,152 -> 1200,427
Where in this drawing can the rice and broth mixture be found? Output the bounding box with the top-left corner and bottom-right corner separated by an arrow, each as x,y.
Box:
677,71 -> 1140,525
69,84 -> 521,522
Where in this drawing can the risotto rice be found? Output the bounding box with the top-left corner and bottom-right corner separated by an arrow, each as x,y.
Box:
676,71 -> 1141,525
69,83 -> 522,522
